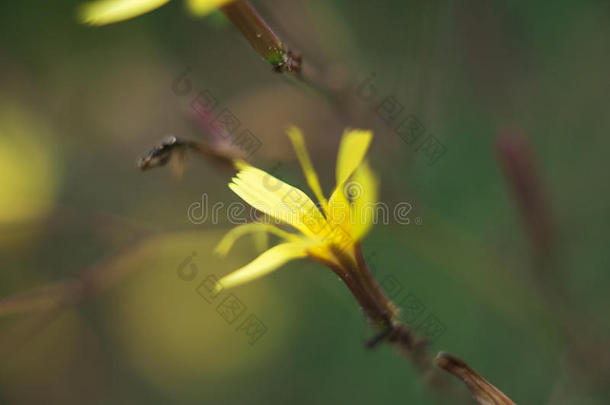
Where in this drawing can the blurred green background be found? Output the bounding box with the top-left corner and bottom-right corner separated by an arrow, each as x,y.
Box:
1,0 -> 609,404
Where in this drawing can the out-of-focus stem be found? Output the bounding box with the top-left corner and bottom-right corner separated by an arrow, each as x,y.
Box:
495,130 -> 569,311
497,130 -> 610,394
496,130 -> 554,262
220,0 -> 295,71
219,0 -> 348,108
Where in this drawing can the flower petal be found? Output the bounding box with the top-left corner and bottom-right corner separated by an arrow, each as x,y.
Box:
326,187 -> 358,253
287,127 -> 328,214
186,0 -> 235,16
327,161 -> 378,243
217,242 -> 308,290
78,0 -> 172,26
328,182 -> 350,228
252,231 -> 269,253
335,129 -> 372,186
215,223 -> 300,257
349,161 -> 378,241
229,164 -> 329,239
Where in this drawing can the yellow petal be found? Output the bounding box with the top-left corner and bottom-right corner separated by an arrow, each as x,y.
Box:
78,0 -> 171,26
229,164 -> 329,239
217,242 -> 308,290
335,129 -> 372,186
215,223 -> 300,257
327,161 -> 378,244
252,232 -> 269,253
327,186 -> 354,249
186,0 -> 235,16
349,160 -> 378,241
233,158 -> 249,171
286,127 -> 328,215
328,182 -> 350,228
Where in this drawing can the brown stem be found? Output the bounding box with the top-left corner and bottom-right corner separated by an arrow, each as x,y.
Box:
307,251 -> 390,328
309,243 -> 432,375
220,0 -> 297,71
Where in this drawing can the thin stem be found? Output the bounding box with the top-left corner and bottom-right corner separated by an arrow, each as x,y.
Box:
310,244 -> 432,374
219,0 -> 352,113
220,0 -> 295,71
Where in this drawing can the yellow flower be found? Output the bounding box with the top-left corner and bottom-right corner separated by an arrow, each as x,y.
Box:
215,127 -> 379,290
78,0 -> 235,26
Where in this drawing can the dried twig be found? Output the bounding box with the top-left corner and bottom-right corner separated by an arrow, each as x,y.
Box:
436,352 -> 517,405
136,135 -> 236,175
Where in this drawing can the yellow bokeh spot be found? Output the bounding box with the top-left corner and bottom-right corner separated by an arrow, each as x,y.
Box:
0,104 -> 59,224
103,231 -> 291,399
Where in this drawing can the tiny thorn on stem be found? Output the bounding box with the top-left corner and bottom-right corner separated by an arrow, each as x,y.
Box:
365,325 -> 395,349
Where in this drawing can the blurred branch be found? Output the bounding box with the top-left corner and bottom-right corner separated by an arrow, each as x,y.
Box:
436,352 -> 517,405
495,129 -> 568,316
0,235 -> 160,360
0,281 -> 78,317
496,129 -> 555,263
0,237 -> 158,318
0,307 -> 64,362
496,129 -> 610,397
